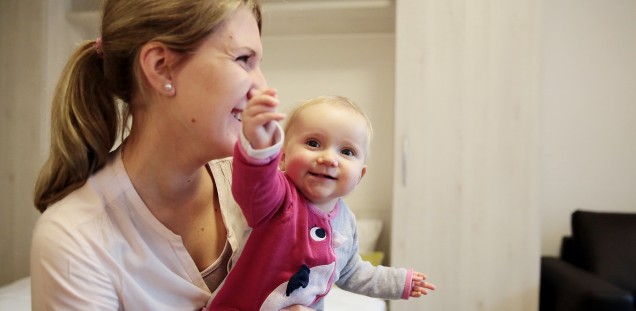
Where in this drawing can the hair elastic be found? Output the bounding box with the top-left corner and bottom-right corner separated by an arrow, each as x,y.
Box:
94,37 -> 104,57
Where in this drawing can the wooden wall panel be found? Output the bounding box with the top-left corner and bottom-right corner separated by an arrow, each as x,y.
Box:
391,1 -> 542,310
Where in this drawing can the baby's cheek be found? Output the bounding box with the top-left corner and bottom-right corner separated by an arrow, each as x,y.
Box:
284,157 -> 307,178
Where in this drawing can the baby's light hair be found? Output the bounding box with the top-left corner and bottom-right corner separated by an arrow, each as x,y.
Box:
283,95 -> 373,161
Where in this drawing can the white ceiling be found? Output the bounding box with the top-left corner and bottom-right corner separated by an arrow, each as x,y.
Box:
66,0 -> 395,37
260,0 -> 395,35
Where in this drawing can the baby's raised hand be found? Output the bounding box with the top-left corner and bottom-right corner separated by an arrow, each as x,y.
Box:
243,88 -> 286,149
410,271 -> 436,298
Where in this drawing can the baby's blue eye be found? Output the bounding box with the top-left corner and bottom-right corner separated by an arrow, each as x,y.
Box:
306,140 -> 320,148
341,149 -> 355,157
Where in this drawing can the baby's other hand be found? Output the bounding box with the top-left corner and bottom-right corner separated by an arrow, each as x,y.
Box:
410,271 -> 436,298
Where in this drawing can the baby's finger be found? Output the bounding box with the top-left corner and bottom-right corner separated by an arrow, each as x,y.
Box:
245,98 -> 282,121
413,279 -> 436,293
426,282 -> 436,290
420,281 -> 436,291
245,103 -> 280,119
247,94 -> 279,111
420,279 -> 436,289
257,112 -> 286,123
410,287 -> 429,298
412,271 -> 428,280
248,88 -> 277,100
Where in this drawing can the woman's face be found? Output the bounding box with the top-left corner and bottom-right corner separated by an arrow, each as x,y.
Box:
170,6 -> 266,161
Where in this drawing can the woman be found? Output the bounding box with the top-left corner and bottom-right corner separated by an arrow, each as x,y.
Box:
30,0 -> 304,309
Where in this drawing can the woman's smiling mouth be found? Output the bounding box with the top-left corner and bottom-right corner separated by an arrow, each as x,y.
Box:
231,109 -> 243,121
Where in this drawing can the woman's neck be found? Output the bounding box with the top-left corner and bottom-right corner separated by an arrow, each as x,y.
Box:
121,135 -> 215,229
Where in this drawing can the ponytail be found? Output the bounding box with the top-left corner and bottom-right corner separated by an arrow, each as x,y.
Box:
34,40 -> 120,212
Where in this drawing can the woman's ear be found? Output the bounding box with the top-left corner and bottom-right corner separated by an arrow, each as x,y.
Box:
139,41 -> 176,96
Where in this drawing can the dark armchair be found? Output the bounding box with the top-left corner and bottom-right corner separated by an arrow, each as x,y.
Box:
540,210 -> 636,311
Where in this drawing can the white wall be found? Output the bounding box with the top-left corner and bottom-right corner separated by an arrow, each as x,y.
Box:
0,0 -> 100,287
0,0 -> 47,286
540,0 -> 636,255
261,34 -> 396,260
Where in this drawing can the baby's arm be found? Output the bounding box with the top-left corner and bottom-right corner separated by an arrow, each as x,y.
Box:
243,88 -> 286,149
410,271 -> 436,297
337,262 -> 435,300
232,88 -> 288,226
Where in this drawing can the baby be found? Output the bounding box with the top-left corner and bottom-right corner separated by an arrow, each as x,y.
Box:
208,91 -> 435,310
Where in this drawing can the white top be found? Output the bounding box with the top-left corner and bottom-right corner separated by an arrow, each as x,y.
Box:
30,150 -> 248,310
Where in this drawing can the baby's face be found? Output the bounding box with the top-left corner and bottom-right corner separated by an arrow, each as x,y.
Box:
281,103 -> 368,209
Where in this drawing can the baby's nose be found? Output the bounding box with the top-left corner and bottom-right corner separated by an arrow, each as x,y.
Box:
317,152 -> 338,167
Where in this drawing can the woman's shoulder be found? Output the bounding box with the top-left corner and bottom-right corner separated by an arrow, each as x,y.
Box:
30,180 -> 111,272
34,178 -> 108,239
33,152 -> 128,244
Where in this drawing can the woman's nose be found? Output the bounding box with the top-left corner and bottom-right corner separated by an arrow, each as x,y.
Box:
252,67 -> 268,89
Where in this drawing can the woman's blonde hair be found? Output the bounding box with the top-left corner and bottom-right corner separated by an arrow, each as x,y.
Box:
283,95 -> 374,160
34,0 -> 262,212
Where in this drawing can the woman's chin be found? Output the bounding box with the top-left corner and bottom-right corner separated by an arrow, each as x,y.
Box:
229,116 -> 242,132
222,131 -> 240,156
208,145 -> 233,161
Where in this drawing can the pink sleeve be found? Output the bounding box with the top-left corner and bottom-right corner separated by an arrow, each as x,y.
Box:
232,142 -> 290,227
401,268 -> 414,300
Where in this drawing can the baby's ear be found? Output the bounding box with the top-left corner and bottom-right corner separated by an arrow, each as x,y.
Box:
358,165 -> 367,183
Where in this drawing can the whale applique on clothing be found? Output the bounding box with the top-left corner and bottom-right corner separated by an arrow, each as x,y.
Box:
286,264 -> 310,296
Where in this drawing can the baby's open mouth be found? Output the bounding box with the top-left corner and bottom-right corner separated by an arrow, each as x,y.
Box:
309,172 -> 336,180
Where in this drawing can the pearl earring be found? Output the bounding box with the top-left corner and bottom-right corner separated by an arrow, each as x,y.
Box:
164,82 -> 174,92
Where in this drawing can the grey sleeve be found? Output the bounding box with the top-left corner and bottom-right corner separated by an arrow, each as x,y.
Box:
329,201 -> 412,300
335,253 -> 410,300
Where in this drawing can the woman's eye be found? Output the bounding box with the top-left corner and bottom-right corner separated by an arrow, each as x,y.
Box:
236,55 -> 250,63
341,149 -> 355,157
306,140 -> 319,148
